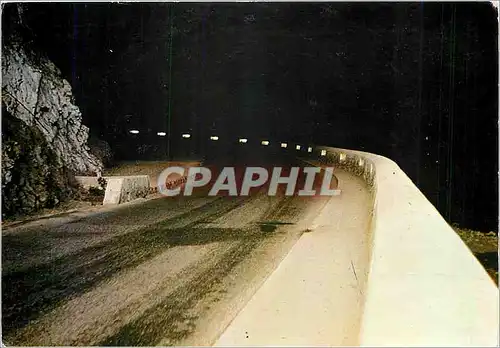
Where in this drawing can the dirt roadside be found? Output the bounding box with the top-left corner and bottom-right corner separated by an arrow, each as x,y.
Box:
453,226 -> 498,284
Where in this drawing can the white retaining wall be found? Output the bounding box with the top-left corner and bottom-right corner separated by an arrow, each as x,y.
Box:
102,175 -> 150,205
75,175 -> 151,205
315,146 -> 498,346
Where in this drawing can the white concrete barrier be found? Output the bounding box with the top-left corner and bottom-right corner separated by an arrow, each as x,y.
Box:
314,146 -> 499,346
102,175 -> 150,205
75,175 -> 150,205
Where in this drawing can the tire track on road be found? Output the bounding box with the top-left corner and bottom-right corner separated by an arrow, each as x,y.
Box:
2,196 -> 250,338
99,236 -> 264,346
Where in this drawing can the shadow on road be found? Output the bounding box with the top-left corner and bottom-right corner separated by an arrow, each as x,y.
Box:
2,197 -> 264,336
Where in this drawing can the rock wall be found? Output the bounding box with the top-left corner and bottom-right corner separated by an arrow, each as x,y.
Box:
1,107 -> 77,218
1,35 -> 102,218
88,134 -> 114,167
2,42 -> 101,175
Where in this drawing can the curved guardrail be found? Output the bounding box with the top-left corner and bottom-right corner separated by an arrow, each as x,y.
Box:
313,146 -> 498,346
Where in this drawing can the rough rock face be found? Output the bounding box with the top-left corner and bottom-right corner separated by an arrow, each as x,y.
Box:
2,107 -> 77,218
2,42 -> 102,175
88,134 -> 114,167
2,39 -> 103,218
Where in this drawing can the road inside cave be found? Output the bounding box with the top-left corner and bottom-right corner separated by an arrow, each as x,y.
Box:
2,151 -> 372,346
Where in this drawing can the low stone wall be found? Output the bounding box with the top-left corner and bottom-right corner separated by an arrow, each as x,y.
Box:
311,146 -> 498,346
102,175 -> 150,205
74,176 -> 101,190
76,162 -> 203,204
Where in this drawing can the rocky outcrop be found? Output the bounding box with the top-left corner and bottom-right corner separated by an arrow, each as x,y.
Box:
2,107 -> 78,218
2,42 -> 102,175
1,23 -> 103,217
88,134 -> 114,167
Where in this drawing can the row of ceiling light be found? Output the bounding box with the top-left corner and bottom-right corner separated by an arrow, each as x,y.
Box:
128,129 -> 318,153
